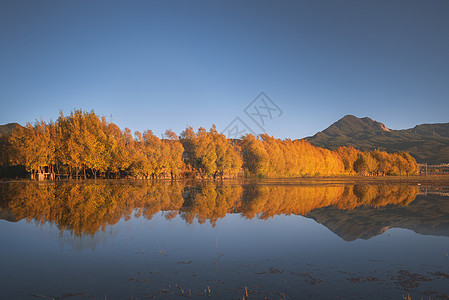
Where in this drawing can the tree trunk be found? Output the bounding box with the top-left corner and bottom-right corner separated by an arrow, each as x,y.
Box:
37,166 -> 44,181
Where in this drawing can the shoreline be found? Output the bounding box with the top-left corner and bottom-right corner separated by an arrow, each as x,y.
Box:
2,174 -> 449,186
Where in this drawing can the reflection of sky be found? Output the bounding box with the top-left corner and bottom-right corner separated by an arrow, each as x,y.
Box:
1,208 -> 449,299
2,209 -> 449,258
2,212 -> 449,262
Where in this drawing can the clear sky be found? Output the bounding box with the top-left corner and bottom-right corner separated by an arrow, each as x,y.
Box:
1,0 -> 448,139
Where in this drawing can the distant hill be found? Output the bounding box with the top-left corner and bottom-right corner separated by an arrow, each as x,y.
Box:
306,115 -> 449,164
0,123 -> 21,137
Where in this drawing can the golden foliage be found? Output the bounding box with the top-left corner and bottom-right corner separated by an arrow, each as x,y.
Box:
8,110 -> 186,179
180,125 -> 243,178
4,110 -> 418,179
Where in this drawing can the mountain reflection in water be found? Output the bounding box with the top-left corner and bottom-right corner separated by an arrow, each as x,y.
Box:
2,181 -> 443,241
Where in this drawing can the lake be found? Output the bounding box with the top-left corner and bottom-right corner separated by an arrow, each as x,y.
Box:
1,179 -> 449,299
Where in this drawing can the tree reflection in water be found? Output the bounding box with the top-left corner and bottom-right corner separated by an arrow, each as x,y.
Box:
0,181 -> 418,237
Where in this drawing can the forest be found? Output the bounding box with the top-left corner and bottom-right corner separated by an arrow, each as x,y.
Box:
0,110 -> 419,180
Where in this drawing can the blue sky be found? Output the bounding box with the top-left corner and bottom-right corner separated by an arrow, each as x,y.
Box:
1,0 -> 448,139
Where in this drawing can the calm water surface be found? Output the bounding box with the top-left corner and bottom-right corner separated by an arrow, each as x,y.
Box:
1,180 -> 449,299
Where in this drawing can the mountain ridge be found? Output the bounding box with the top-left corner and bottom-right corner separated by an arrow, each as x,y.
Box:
306,115 -> 449,164
0,123 -> 21,137
316,114 -> 390,137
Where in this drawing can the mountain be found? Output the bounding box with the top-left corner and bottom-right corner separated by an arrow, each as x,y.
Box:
306,115 -> 449,164
315,114 -> 391,136
0,123 -> 21,137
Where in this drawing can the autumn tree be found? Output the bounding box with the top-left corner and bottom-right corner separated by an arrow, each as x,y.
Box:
240,134 -> 269,177
180,125 -> 242,179
334,146 -> 360,174
163,130 -> 185,179
354,152 -> 378,175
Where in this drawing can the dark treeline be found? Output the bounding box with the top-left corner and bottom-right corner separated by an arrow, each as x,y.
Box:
0,110 -> 418,180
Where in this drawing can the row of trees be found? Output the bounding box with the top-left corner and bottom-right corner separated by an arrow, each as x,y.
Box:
5,110 -> 187,179
0,110 -> 418,179
241,134 -> 345,177
241,135 -> 419,177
